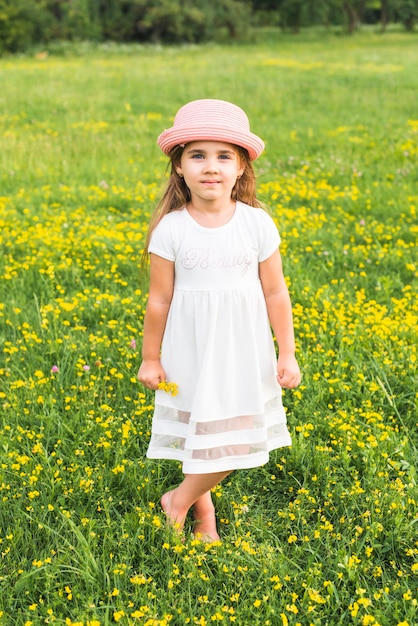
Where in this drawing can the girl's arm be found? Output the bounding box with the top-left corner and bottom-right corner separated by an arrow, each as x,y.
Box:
259,249 -> 301,389
137,254 -> 174,389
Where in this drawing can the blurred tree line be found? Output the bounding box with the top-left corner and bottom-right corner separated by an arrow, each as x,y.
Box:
0,0 -> 417,54
255,0 -> 418,32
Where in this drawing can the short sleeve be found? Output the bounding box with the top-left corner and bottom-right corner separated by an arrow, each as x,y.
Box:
257,209 -> 281,262
148,215 -> 176,261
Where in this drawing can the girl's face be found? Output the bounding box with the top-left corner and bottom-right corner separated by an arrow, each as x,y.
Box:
177,141 -> 244,206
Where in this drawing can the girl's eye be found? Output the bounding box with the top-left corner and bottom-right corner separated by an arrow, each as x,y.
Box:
191,154 -> 204,159
219,154 -> 231,160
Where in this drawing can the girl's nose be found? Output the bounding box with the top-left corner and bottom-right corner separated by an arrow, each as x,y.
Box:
203,158 -> 219,173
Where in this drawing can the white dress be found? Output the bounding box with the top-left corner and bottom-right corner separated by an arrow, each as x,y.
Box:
146,201 -> 291,474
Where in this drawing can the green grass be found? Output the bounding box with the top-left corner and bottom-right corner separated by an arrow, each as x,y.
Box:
0,29 -> 417,626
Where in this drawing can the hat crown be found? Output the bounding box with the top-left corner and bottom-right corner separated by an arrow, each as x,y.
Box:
173,99 -> 250,132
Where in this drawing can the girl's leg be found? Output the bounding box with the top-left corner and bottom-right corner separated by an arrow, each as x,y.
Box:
193,490 -> 220,541
161,471 -> 231,538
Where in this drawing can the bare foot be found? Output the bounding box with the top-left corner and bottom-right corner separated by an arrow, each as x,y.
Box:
161,489 -> 186,535
193,500 -> 221,543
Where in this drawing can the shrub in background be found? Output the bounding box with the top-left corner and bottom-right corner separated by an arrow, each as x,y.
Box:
134,0 -> 251,44
395,0 -> 418,29
0,0 -> 52,52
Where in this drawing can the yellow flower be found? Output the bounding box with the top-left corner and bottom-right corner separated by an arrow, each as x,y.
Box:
158,381 -> 179,396
113,611 -> 125,621
308,589 -> 326,604
130,574 -> 147,585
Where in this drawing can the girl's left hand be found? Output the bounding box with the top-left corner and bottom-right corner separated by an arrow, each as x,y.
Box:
137,359 -> 167,390
277,354 -> 301,389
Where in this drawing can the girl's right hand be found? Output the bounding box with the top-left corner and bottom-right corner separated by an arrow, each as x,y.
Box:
137,359 -> 166,390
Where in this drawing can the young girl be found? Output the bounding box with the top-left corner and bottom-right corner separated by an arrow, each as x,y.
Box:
138,99 -> 301,542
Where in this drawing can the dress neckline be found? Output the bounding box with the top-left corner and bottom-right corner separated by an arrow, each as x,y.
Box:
184,202 -> 240,232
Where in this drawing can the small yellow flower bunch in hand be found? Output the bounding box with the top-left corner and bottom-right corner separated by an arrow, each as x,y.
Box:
157,381 -> 179,396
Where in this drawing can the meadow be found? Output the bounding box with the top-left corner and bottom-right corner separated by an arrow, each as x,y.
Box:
0,28 -> 417,626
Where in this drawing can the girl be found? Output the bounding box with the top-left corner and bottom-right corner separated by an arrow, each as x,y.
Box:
138,99 -> 301,542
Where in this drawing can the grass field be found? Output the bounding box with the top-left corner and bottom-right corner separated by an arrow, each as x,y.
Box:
0,29 -> 417,626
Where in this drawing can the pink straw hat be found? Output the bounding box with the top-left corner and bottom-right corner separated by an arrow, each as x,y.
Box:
157,99 -> 265,161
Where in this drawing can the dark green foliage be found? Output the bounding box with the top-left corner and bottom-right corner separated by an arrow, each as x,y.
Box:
249,0 -> 418,31
1,0 -> 418,54
394,0 -> 418,29
0,0 -> 252,52
136,0 -> 206,43
0,0 -> 52,52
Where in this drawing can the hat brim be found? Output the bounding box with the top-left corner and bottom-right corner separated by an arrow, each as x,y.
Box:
158,124 -> 265,161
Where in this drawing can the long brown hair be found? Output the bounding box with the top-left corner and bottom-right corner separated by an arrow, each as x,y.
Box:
142,144 -> 261,257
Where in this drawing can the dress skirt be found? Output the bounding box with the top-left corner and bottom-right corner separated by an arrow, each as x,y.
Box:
146,283 -> 292,474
